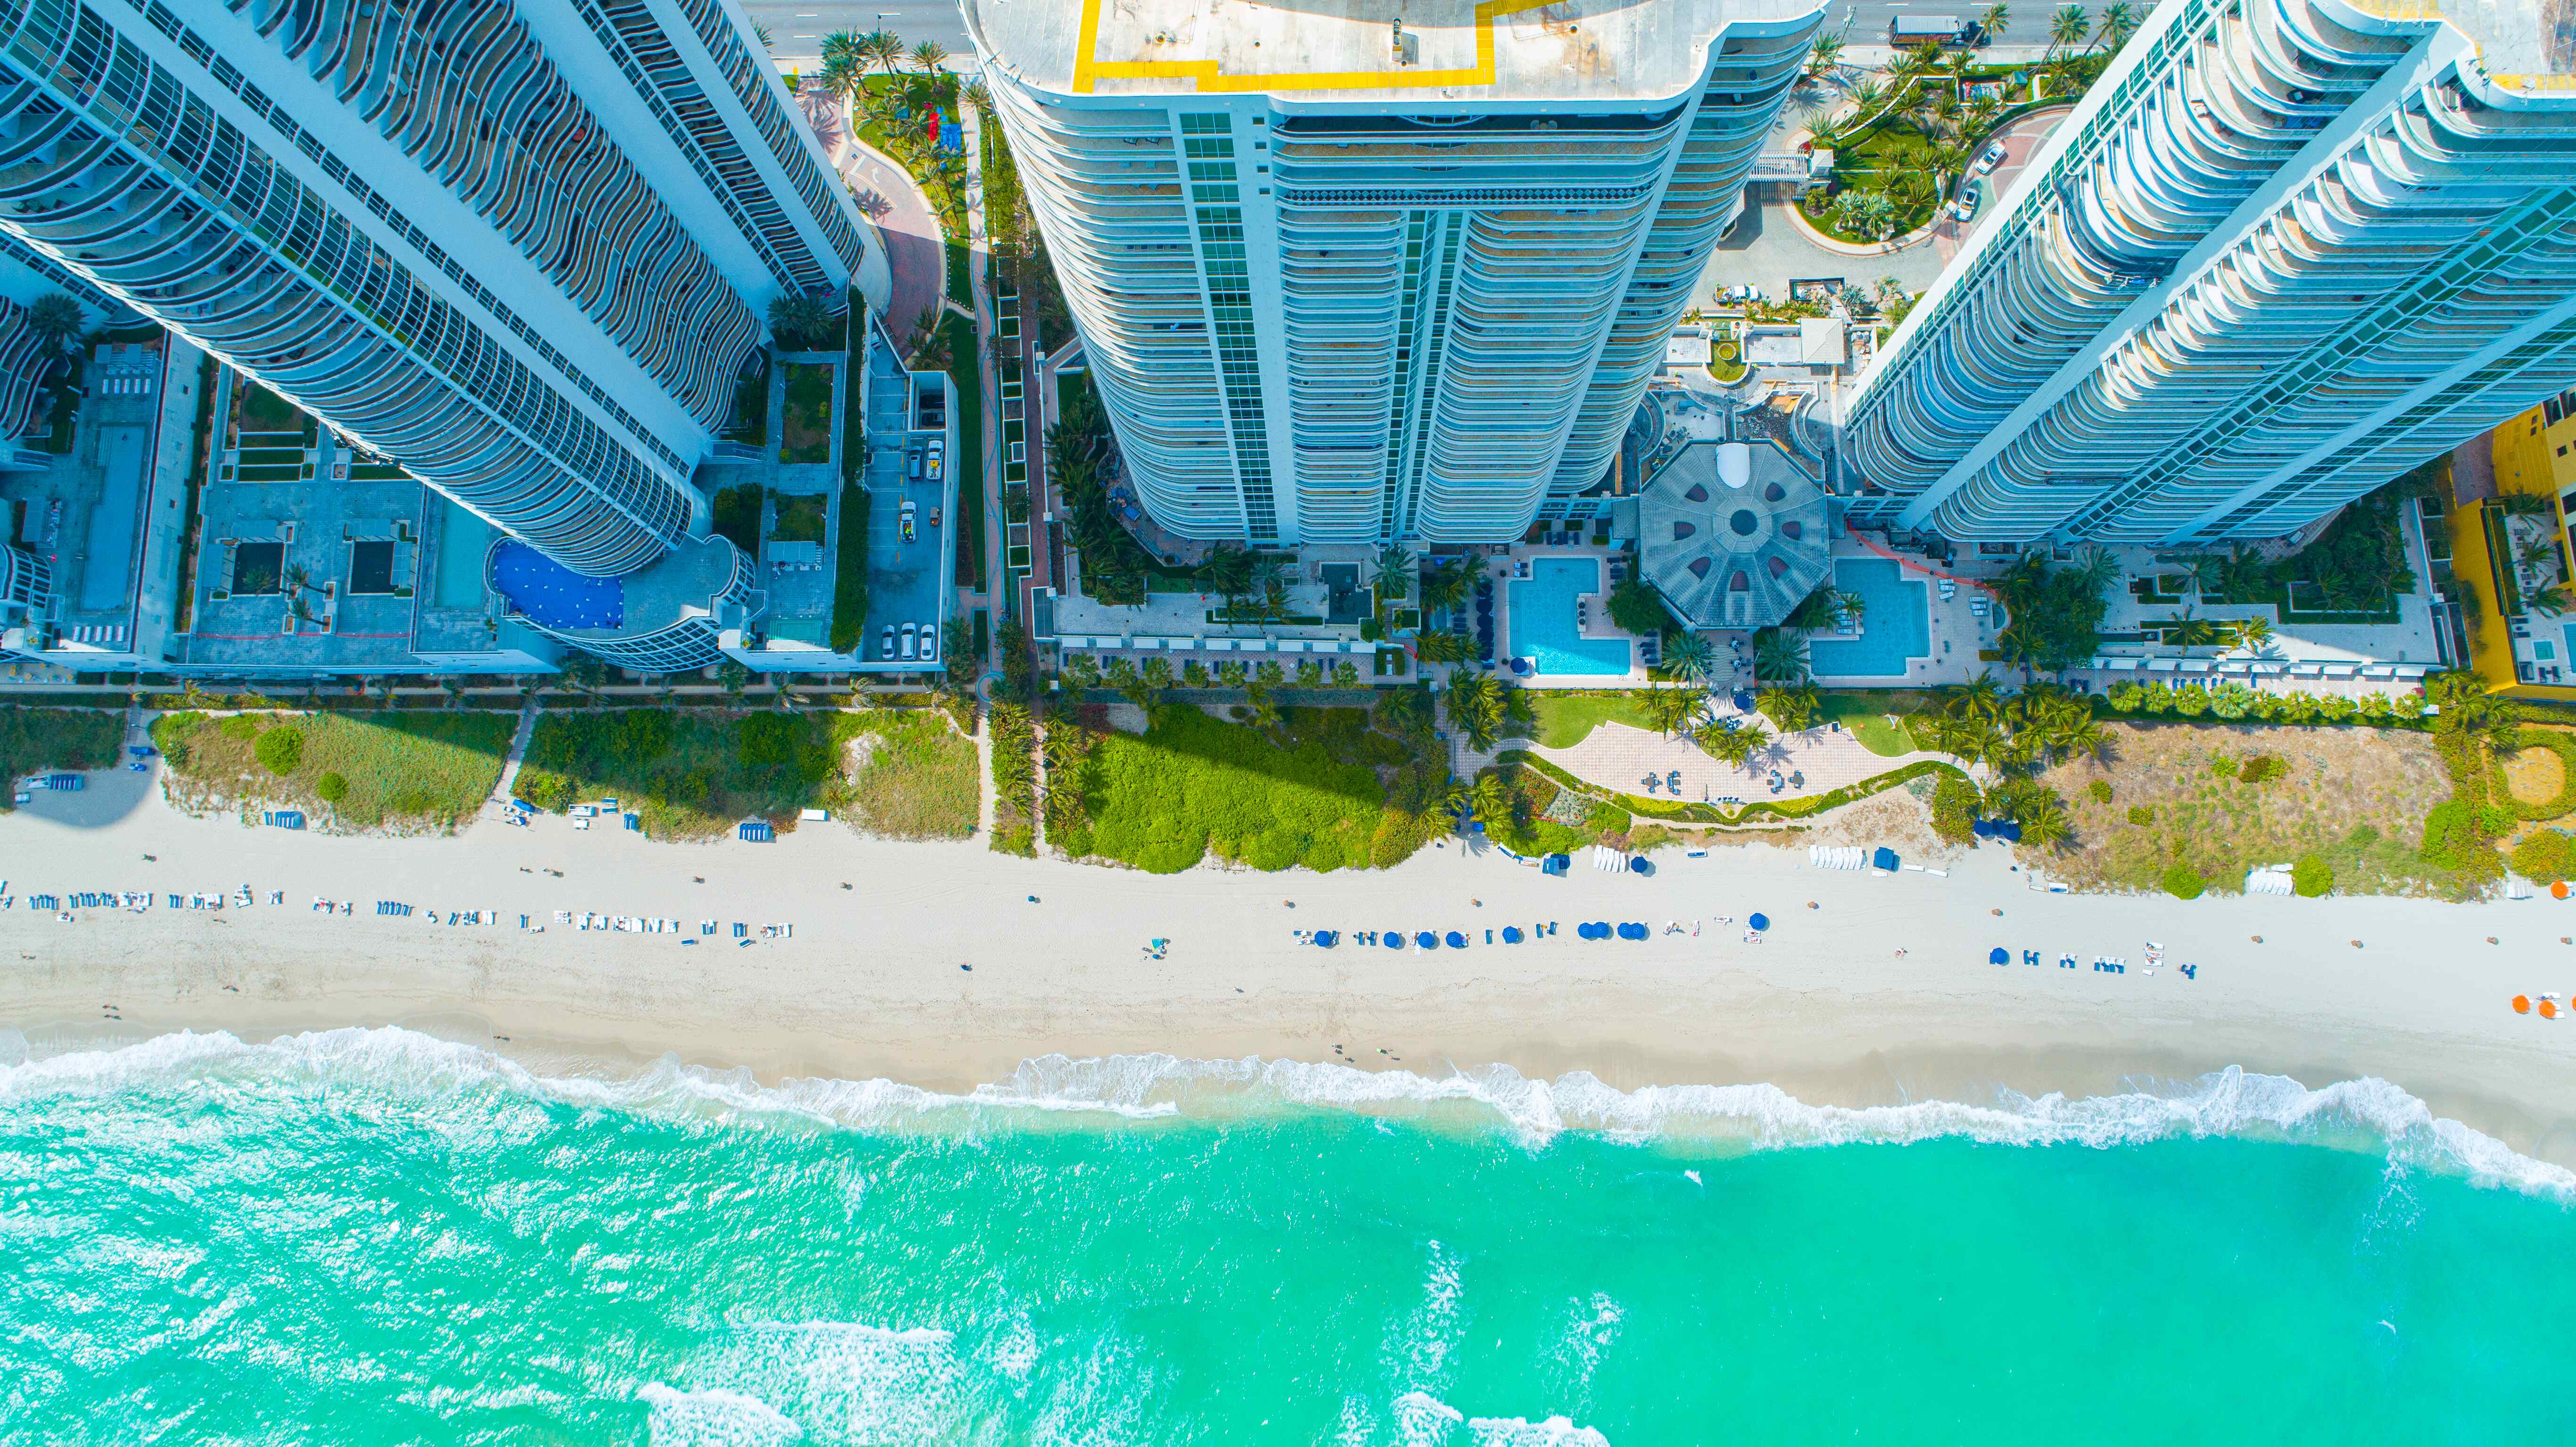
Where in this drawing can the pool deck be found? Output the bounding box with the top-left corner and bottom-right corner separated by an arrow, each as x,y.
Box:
1486,547 -> 1653,689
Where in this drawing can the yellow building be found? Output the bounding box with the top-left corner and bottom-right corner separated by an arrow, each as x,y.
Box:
2446,389 -> 2576,699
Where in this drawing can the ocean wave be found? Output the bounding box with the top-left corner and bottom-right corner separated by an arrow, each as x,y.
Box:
5,1028 -> 2571,1201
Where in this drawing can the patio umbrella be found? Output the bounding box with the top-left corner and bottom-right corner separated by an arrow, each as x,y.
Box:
1747,913 -> 1770,931
1445,930 -> 1467,949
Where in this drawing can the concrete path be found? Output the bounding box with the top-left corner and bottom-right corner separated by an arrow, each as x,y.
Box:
1460,715 -> 1965,809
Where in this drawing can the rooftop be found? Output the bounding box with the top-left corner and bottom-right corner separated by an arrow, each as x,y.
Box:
969,0 -> 1823,105
1635,436 -> 1829,631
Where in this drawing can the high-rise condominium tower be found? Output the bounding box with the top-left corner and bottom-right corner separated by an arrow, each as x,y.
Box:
0,0 -> 883,665
1843,0 -> 2576,547
967,0 -> 1823,546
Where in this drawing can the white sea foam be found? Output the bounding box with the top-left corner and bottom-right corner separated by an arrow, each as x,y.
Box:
1467,1414 -> 1612,1447
637,1384 -> 805,1447
8,1028 -> 2574,1202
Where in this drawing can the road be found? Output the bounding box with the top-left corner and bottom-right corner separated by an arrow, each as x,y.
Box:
744,0 -> 974,67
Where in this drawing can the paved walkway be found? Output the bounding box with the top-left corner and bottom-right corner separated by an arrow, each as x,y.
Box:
1460,715 -> 1965,809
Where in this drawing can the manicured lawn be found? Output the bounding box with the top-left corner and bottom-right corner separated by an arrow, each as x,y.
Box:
944,311 -> 986,591
1525,691 -> 1657,749
1817,690 -> 1934,756
771,493 -> 826,544
779,362 -> 833,464
1053,703 -> 1439,872
151,710 -> 512,831
517,707 -> 975,841
0,706 -> 120,806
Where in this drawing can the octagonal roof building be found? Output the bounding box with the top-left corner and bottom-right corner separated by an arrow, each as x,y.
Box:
1636,438 -> 1829,631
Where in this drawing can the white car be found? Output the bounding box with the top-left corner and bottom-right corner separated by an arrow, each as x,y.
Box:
925,439 -> 945,481
1950,189 -> 1983,224
879,624 -> 894,658
898,623 -> 918,661
1974,142 -> 2008,174
1715,282 -> 1765,305
919,622 -> 939,663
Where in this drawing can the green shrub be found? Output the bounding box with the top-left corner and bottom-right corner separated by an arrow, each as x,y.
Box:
2208,754 -> 2239,779
2290,854 -> 2333,897
2087,779 -> 2114,804
2347,822 -> 2379,847
1586,800 -> 1633,837
2126,804 -> 2155,826
254,725 -> 304,776
219,715 -> 259,742
1930,774 -> 1981,845
2162,863 -> 2206,899
2170,685 -> 2211,718
2510,830 -> 2576,883
2237,755 -> 2284,784
315,772 -> 347,803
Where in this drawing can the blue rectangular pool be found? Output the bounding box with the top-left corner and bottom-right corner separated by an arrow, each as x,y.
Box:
1508,557 -> 1631,677
1807,558 -> 1930,679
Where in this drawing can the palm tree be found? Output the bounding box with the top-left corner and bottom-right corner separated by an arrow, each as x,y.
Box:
1942,672 -> 2005,725
1659,630 -> 1718,690
1445,670 -> 1505,751
1755,683 -> 1820,734
767,293 -> 835,351
860,30 -> 905,76
909,40 -> 948,73
2096,0 -> 2141,51
2047,4 -> 2091,60
1414,630 -> 1476,665
1198,542 -> 1255,603
820,31 -> 865,97
1804,30 -> 1847,81
1469,773 -> 1516,831
2156,608 -> 2224,658
1417,556 -> 1477,615
1978,2 -> 2012,42
1139,655 -> 1175,700
1371,545 -> 1413,609
1848,78 -> 1885,117
1752,628 -> 1810,684
2229,617 -> 2275,654
23,292 -> 82,360
1695,719 -> 1770,768
1637,685 -> 1701,739
962,77 -> 992,114
2528,584 -> 2573,618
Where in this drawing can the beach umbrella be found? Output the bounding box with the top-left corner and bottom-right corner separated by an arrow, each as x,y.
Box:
1989,947 -> 2009,965
1445,930 -> 1467,949
1502,926 -> 1524,944
1747,913 -> 1770,932
1626,856 -> 1651,875
2512,995 -> 2531,1014
2555,881 -> 2570,899
1314,930 -> 1338,949
1415,931 -> 1438,950
2543,999 -> 2561,1020
1616,922 -> 1647,941
1383,932 -> 1404,951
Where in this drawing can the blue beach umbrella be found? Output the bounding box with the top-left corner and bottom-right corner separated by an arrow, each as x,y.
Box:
1616,922 -> 1648,940
1415,931 -> 1438,950
1747,912 -> 1770,932
1445,930 -> 1468,949
1503,926 -> 1525,944
1383,931 -> 1404,951
1989,946 -> 2010,965
1313,930 -> 1338,949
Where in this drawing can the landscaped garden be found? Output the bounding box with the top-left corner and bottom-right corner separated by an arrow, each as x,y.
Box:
515,706 -> 976,841
150,710 -> 512,832
779,362 -> 834,464
1045,696 -> 1445,872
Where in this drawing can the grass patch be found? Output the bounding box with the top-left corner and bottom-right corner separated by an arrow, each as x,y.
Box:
772,493 -> 826,544
231,381 -> 315,443
1524,691 -> 1657,749
152,710 -> 510,831
517,707 -> 975,840
944,311 -> 986,592
779,362 -> 833,464
2036,722 -> 2468,898
0,706 -> 121,806
711,484 -> 763,554
1051,700 -> 1443,872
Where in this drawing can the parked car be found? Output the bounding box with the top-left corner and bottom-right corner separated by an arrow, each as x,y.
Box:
1974,142 -> 2008,174
899,622 -> 917,661
1950,189 -> 1983,223
899,498 -> 918,543
919,622 -> 939,663
879,623 -> 894,658
1715,282 -> 1764,305
925,439 -> 945,481
906,444 -> 925,480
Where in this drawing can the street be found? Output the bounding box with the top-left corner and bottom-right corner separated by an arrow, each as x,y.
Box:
744,0 -> 974,67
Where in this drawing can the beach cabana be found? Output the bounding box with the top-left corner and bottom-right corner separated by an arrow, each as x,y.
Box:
1872,847 -> 1899,872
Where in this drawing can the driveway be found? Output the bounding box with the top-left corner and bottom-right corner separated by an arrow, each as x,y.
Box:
1931,105 -> 2072,267
800,83 -> 946,352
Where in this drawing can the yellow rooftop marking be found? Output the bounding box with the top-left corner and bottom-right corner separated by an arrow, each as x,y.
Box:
1073,0 -> 1564,93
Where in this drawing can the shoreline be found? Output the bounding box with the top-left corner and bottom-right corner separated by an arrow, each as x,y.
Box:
8,792 -> 2576,1170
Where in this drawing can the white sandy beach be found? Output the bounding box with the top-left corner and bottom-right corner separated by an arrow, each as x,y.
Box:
6,782 -> 2576,1167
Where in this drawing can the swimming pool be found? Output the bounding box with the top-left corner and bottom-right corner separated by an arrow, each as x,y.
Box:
1508,557 -> 1632,677
1807,558 -> 1929,679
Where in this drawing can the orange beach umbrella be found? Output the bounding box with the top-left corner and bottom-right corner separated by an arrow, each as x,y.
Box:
2512,995 -> 2532,1014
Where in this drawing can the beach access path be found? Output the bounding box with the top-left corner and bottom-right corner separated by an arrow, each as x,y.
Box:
8,786 -> 2576,1169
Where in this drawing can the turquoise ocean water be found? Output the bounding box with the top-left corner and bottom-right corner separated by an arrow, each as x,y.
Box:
5,1029 -> 2575,1445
